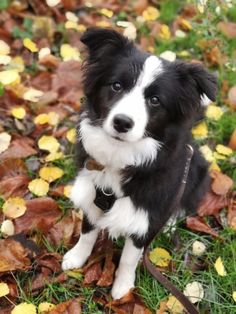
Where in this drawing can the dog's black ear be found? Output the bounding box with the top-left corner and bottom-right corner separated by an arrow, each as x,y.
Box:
80,28 -> 130,58
186,63 -> 217,102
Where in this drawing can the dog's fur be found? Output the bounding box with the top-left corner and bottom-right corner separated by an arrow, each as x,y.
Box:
62,28 -> 217,299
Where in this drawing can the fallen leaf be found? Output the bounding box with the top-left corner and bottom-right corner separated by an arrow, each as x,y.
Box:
45,151 -> 64,162
192,240 -> 206,256
38,135 -> 60,153
28,178 -> 49,196
192,122 -> 208,139
97,252 -> 115,286
83,262 -> 103,284
3,197 -> 27,219
159,24 -> 171,40
215,144 -> 233,156
228,86 -> 236,109
23,38 -> 38,52
206,105 -> 223,121
197,190 -> 228,217
0,132 -> 11,154
66,128 -> 77,143
34,113 -> 49,125
39,166 -> 64,183
229,129 -> 236,150
38,302 -> 55,313
199,145 -> 214,162
0,40 -> 10,55
149,247 -> 172,267
0,282 -> 10,297
142,6 -> 160,21
23,88 -> 44,102
47,298 -> 81,314
38,47 -> 51,60
214,257 -> 227,276
46,0 -> 61,7
0,70 -> 20,85
233,291 -> 236,303
0,238 -> 31,272
65,11 -> 78,22
1,220 -> 15,236
166,295 -> 184,314
227,192 -> 236,231
14,197 -> 61,234
64,185 -> 72,198
0,137 -> 37,160
183,281 -> 204,304
160,51 -> 176,62
186,217 -> 219,238
210,170 -> 233,195
11,107 -> 26,120
218,22 -> 236,39
11,303 -> 37,314
60,44 -> 80,61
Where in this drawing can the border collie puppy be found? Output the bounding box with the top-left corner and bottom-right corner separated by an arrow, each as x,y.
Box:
62,28 -> 217,299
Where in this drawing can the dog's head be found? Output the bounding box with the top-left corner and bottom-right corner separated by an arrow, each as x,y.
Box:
81,28 -> 217,143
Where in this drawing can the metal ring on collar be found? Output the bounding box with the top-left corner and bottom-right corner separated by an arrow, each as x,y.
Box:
101,187 -> 114,196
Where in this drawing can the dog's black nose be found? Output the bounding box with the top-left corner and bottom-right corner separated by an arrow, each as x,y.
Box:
113,114 -> 134,133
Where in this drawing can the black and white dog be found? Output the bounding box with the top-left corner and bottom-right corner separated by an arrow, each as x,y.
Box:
62,28 -> 217,299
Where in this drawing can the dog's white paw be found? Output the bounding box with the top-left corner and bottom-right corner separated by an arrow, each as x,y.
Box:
62,248 -> 87,271
111,274 -> 134,300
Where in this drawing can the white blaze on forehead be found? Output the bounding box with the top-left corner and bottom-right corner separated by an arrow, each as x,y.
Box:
103,55 -> 163,143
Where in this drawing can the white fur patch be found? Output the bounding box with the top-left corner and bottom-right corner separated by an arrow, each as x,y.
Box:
80,119 -> 160,169
200,94 -> 211,106
96,197 -> 149,239
112,238 -> 143,299
104,55 -> 163,142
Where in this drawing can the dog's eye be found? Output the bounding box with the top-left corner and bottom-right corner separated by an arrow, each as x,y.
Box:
111,82 -> 122,92
148,96 -> 160,107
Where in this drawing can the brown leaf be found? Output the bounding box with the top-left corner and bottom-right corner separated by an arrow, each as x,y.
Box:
227,192 -> 236,231
210,170 -> 233,195
14,197 -> 61,234
0,158 -> 28,177
218,22 -> 236,39
83,262 -> 102,285
0,175 -> 30,199
228,86 -> 236,110
97,252 -> 115,286
186,217 -> 220,238
48,298 -> 81,314
133,303 -> 152,314
31,272 -> 67,292
132,0 -> 148,14
0,239 -> 31,272
229,129 -> 236,150
0,137 -> 37,160
197,190 -> 228,217
31,71 -> 52,92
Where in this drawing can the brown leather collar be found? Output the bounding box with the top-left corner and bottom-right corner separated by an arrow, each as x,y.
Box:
85,158 -> 104,171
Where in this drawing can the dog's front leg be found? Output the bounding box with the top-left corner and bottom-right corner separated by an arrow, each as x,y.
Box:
111,238 -> 143,300
62,215 -> 99,270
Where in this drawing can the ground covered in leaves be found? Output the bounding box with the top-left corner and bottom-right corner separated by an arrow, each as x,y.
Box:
0,0 -> 236,313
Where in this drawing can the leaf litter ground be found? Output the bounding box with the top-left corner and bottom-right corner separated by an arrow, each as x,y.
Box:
0,0 -> 236,313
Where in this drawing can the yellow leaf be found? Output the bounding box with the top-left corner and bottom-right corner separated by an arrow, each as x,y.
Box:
180,18 -> 192,30
23,88 -> 44,102
0,40 -> 10,55
159,24 -> 171,40
65,11 -> 78,22
39,167 -> 64,183
3,197 -> 26,219
206,105 -> 223,121
64,185 -> 73,198
76,24 -> 87,33
213,152 -> 226,160
46,0 -> 61,7
233,291 -> 236,303
23,38 -> 38,52
45,151 -> 64,162
166,295 -> 184,314
192,122 -> 208,139
65,269 -> 83,279
199,145 -> 214,162
60,44 -> 80,61
197,4 -> 205,14
149,247 -> 172,267
65,21 -> 81,31
160,50 -> 176,62
214,257 -> 227,276
0,282 -> 10,297
0,132 -> 11,154
10,56 -> 25,72
38,302 -> 55,313
142,6 -> 160,21
0,55 -> 11,65
99,8 -> 113,18
38,135 -> 60,153
192,240 -> 206,256
28,178 -> 49,196
1,219 -> 15,236
34,113 -> 49,125
38,47 -> 51,60
183,281 -> 204,304
209,162 -> 221,172
215,144 -> 233,156
12,303 -> 37,314
0,69 -> 20,85
96,20 -> 111,28
175,30 -> 187,38
11,107 -> 26,120
48,111 -> 60,126
66,128 -> 77,143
